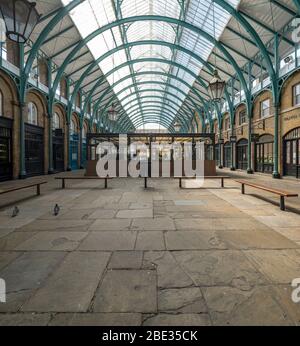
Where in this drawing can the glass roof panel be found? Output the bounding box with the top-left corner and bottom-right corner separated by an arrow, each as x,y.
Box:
62,0 -> 240,129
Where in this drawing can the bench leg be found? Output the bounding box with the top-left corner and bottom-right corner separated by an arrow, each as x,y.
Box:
62,179 -> 65,189
36,184 -> 41,196
241,184 -> 245,194
221,178 -> 224,188
179,178 -> 182,189
105,178 -> 108,189
280,196 -> 285,211
144,177 -> 147,189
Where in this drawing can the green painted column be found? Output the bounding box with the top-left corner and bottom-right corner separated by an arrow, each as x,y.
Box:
273,34 -> 281,179
47,59 -> 54,174
19,102 -> 27,179
19,44 -> 26,179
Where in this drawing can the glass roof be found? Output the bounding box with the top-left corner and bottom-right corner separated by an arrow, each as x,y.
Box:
62,0 -> 240,129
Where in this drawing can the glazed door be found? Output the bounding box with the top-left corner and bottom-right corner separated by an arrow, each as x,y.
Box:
284,139 -> 299,177
70,137 -> 79,170
25,125 -> 44,177
0,132 -> 12,181
223,144 -> 232,168
237,143 -> 248,170
256,142 -> 274,174
53,136 -> 64,172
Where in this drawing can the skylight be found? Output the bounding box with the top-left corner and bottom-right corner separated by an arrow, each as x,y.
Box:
62,0 -> 240,129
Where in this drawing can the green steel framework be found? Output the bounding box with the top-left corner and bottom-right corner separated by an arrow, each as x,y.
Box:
0,0 -> 299,178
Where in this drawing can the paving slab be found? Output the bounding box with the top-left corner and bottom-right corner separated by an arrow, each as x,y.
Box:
135,231 -> 165,250
173,250 -> 267,287
131,217 -> 175,231
49,313 -> 142,326
15,232 -> 87,251
79,232 -> 137,251
143,313 -> 211,326
143,251 -> 194,288
108,251 -> 143,269
0,252 -> 66,312
0,232 -> 37,251
158,287 -> 207,313
89,219 -> 131,231
244,249 -> 300,284
93,270 -> 157,313
88,209 -> 116,219
23,252 -> 110,312
202,286 -> 293,326
0,313 -> 51,326
166,231 -> 228,250
116,209 -> 153,219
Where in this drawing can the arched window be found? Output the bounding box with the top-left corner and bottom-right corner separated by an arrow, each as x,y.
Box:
52,112 -> 61,130
70,119 -> 77,135
27,102 -> 38,125
0,90 -> 3,116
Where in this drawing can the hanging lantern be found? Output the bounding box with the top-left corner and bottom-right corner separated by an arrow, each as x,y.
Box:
107,103 -> 119,122
0,0 -> 40,44
208,69 -> 226,102
173,121 -> 181,133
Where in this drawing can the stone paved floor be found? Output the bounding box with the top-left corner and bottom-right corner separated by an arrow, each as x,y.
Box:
0,173 -> 300,326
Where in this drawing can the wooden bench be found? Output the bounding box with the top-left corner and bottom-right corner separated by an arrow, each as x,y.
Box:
55,176 -> 111,189
0,181 -> 47,198
235,179 -> 298,211
177,176 -> 231,189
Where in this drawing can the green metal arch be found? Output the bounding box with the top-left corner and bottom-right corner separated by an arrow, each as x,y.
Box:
93,71 -> 208,127
50,15 -> 250,120
121,92 -> 193,115
120,109 -> 188,129
120,112 -> 185,132
71,40 -> 213,110
118,101 -> 192,128
115,112 -> 184,132
97,83 -> 205,131
121,99 -> 193,121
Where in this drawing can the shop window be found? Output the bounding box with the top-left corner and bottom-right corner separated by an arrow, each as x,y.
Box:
260,99 -> 270,118
53,113 -> 61,130
239,110 -> 246,125
0,90 -> 3,116
27,102 -> 38,126
293,83 -> 300,106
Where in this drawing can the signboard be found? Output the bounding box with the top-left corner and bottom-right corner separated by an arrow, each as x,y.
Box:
230,136 -> 237,143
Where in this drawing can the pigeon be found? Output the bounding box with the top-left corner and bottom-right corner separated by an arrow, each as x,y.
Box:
11,206 -> 19,218
53,204 -> 60,216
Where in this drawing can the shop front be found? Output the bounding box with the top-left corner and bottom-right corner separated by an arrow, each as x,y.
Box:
223,142 -> 232,168
25,124 -> 44,177
283,127 -> 300,178
0,117 -> 12,181
236,139 -> 248,170
255,134 -> 274,174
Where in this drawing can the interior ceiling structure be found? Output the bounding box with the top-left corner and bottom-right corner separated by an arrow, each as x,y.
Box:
27,0 -> 298,132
